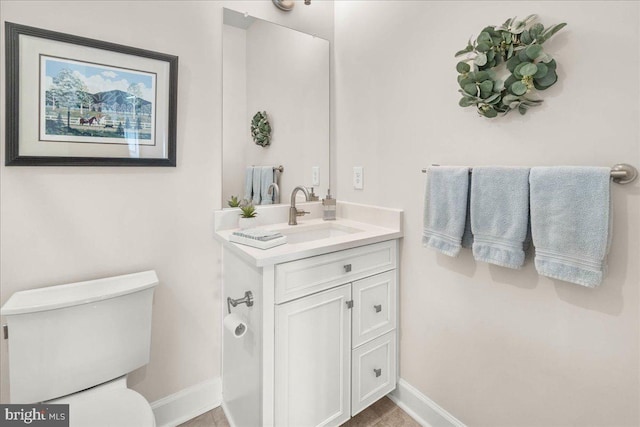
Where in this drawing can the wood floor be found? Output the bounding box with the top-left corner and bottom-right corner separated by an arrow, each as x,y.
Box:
178,397 -> 419,427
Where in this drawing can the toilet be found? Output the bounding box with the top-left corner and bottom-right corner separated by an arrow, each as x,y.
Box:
1,270 -> 159,427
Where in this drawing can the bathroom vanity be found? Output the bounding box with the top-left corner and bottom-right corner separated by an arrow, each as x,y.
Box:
215,202 -> 403,427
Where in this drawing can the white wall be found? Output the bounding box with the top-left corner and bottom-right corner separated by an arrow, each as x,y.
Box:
335,1 -> 639,426
0,0 -> 334,408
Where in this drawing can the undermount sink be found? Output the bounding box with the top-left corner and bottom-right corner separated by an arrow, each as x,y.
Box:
274,222 -> 364,244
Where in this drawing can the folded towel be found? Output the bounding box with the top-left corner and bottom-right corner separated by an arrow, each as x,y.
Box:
244,166 -> 254,202
471,167 -> 531,269
530,167 -> 611,287
252,167 -> 262,205
423,166 -> 470,257
259,166 -> 275,205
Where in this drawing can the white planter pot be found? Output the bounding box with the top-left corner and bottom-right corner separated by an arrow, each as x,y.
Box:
238,217 -> 258,229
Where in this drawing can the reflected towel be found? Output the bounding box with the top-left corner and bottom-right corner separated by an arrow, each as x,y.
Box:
244,166 -> 254,203
423,166 -> 470,257
470,167 -> 530,269
260,166 -> 275,205
252,167 -> 262,205
530,167 -> 611,287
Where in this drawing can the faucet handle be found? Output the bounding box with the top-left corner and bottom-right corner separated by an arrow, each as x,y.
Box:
296,208 -> 310,217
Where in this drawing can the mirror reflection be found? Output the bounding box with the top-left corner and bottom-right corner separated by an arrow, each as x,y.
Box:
222,8 -> 330,207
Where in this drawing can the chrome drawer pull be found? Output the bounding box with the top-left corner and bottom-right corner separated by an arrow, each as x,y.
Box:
346,300 -> 354,309
374,368 -> 382,377
343,264 -> 352,273
374,304 -> 382,313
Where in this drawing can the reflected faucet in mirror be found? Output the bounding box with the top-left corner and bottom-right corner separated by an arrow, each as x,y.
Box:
289,186 -> 311,226
268,183 -> 280,204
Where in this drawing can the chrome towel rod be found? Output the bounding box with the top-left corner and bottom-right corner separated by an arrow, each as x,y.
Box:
252,165 -> 284,172
421,163 -> 638,184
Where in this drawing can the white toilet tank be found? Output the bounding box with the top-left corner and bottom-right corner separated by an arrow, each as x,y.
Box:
1,270 -> 158,403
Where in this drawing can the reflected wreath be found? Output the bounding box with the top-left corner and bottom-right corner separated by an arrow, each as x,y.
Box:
455,15 -> 566,118
251,111 -> 272,147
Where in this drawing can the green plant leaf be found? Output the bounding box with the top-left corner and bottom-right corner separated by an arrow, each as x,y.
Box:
530,23 -> 544,39
533,62 -> 548,79
520,62 -> 538,77
534,69 -> 557,89
459,97 -> 476,107
481,107 -> 498,118
510,81 -> 528,95
520,30 -> 532,45
463,83 -> 479,96
475,53 -> 488,66
456,61 -> 471,73
539,23 -> 566,44
506,55 -> 521,72
474,71 -> 490,82
525,44 -> 543,60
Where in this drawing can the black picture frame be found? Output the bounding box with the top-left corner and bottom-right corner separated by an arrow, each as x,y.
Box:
5,22 -> 178,166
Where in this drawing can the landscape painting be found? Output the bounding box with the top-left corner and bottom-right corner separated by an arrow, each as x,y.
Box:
40,55 -> 156,145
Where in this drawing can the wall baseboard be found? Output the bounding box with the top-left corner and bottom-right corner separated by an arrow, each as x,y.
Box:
151,377 -> 222,427
388,378 -> 465,427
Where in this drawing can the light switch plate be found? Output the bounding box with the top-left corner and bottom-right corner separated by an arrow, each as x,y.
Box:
312,166 -> 320,186
353,166 -> 364,189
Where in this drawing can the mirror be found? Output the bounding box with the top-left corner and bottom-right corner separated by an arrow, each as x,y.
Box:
222,8 -> 330,207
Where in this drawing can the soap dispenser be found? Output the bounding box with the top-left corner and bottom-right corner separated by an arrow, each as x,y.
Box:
322,189 -> 336,221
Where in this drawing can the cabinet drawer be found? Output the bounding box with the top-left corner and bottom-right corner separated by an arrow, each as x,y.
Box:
351,331 -> 397,416
352,270 -> 396,348
275,240 -> 396,304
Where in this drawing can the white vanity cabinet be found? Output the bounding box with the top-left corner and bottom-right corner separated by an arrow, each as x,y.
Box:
222,237 -> 399,427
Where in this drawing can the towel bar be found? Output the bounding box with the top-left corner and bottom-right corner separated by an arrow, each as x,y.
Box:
421,163 -> 638,184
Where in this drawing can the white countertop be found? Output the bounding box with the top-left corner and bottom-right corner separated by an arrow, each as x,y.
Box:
214,202 -> 403,267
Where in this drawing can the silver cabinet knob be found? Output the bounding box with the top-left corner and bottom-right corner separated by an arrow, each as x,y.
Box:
343,264 -> 352,273
374,304 -> 382,313
374,368 -> 382,377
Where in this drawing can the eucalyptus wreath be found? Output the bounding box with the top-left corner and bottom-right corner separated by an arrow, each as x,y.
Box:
456,15 -> 566,118
251,111 -> 272,147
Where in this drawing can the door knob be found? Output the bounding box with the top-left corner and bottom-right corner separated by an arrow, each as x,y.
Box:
374,368 -> 382,377
374,304 -> 382,313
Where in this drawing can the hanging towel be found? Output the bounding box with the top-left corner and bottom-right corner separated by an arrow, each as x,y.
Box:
423,166 -> 470,257
259,166 -> 275,205
252,167 -> 262,205
530,167 -> 611,287
244,166 -> 254,203
470,167 -> 531,269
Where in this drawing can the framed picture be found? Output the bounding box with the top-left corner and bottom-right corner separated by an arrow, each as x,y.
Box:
5,22 -> 178,166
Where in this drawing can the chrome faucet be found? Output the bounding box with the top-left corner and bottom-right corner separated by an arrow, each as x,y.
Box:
267,182 -> 280,204
289,186 -> 311,225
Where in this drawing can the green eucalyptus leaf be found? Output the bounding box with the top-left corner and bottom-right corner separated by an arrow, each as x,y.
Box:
477,32 -> 492,43
504,74 -> 518,88
479,80 -> 494,95
475,71 -> 490,82
525,44 -> 543,60
518,49 -> 530,62
475,53 -> 488,66
510,81 -> 528,96
507,43 -> 514,59
459,97 -> 476,107
486,50 -> 496,62
513,63 -> 526,79
506,55 -> 521,72
456,61 -> 471,73
493,79 -> 505,92
539,23 -> 567,44
518,105 -> 528,115
463,83 -> 479,96
476,42 -> 491,53
482,107 -> 498,118
520,63 -> 538,77
502,94 -> 518,105
533,62 -> 548,79
520,30 -> 532,45
530,23 -> 544,38
534,69 -> 557,89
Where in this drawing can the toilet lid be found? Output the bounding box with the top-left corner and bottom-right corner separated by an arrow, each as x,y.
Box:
53,388 -> 155,427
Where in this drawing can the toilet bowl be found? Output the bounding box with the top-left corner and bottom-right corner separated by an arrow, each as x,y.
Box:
48,377 -> 156,427
1,271 -> 159,427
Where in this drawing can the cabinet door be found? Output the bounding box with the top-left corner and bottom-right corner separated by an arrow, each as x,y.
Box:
352,270 -> 396,348
275,284 -> 352,427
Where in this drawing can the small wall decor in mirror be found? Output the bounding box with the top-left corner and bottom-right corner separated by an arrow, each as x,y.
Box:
222,8 -> 330,206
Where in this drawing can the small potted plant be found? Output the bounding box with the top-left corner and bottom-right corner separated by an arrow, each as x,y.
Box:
228,195 -> 241,208
238,203 -> 258,229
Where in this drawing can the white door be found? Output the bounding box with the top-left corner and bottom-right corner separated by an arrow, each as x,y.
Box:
275,284 -> 352,427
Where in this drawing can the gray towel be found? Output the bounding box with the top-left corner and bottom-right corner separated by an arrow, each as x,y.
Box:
244,166 -> 254,203
252,167 -> 262,205
530,167 -> 611,287
259,166 -> 274,205
423,166 -> 470,257
471,167 -> 530,269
